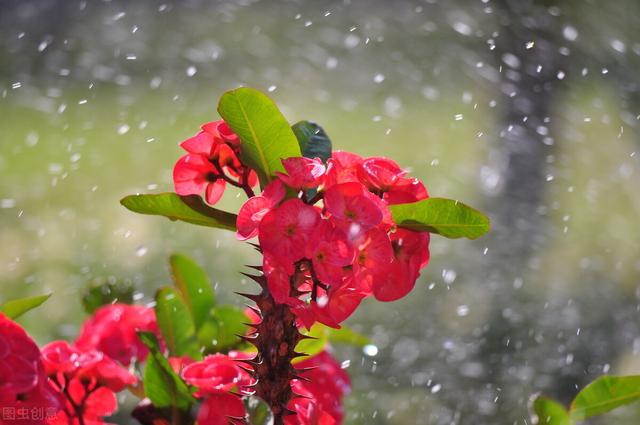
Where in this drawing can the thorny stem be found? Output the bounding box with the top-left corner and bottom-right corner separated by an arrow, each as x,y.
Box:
241,263 -> 309,425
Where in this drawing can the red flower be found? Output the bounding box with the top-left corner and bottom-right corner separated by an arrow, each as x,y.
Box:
259,199 -> 321,263
323,183 -> 384,232
0,313 -> 41,394
47,382 -> 118,425
173,153 -> 226,205
0,314 -> 63,424
236,179 -> 286,240
285,351 -> 351,424
305,220 -> 353,286
41,341 -> 136,392
276,157 -> 326,190
173,120 -> 257,205
41,341 -> 135,425
74,304 -> 158,366
324,151 -> 363,187
372,229 -> 430,301
312,278 -> 368,329
357,157 -> 406,192
181,354 -> 253,397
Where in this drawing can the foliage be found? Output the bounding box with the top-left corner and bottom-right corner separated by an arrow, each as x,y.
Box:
532,375 -> 640,424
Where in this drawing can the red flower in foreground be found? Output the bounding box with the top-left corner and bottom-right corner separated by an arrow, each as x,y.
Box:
74,304 -> 158,366
181,354 -> 253,425
42,340 -> 136,425
0,314 -> 62,425
181,354 -> 253,397
259,199 -> 321,263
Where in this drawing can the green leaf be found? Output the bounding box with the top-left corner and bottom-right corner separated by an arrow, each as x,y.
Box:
82,278 -> 134,314
120,193 -> 237,231
390,197 -> 490,239
217,87 -> 301,187
154,287 -> 201,359
532,395 -> 572,425
0,294 -> 51,319
244,396 -> 274,425
295,325 -> 329,361
570,375 -> 640,421
292,120 -> 332,163
197,306 -> 248,352
170,254 -> 216,330
327,326 -> 371,348
295,324 -> 371,362
138,331 -> 195,410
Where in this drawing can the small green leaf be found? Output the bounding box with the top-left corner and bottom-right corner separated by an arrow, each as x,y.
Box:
82,278 -> 134,314
390,197 -> 490,239
198,306 -> 248,352
120,193 -> 237,231
295,324 -> 371,362
217,87 -> 301,187
170,254 -> 216,330
0,294 -> 51,319
532,395 -> 572,425
244,396 -> 274,425
138,331 -> 195,410
295,326 -> 329,361
327,326 -> 371,348
154,287 -> 201,359
570,375 -> 640,420
292,120 -> 332,163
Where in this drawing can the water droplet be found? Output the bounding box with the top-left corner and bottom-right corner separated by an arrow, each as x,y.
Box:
117,124 -> 130,135
136,246 -> 148,257
431,384 -> 442,394
563,25 -> 578,41
363,344 -> 379,357
373,73 -> 385,84
456,305 -> 470,317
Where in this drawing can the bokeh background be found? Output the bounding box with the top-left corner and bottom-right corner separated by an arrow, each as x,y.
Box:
2,0 -> 640,424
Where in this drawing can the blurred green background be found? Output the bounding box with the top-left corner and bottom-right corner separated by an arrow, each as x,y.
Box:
1,1 -> 640,424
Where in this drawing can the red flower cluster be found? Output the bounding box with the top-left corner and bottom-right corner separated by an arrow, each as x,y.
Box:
42,341 -> 136,425
75,304 -> 159,366
237,152 -> 430,329
173,120 -> 259,204
0,313 -> 62,425
41,304 -> 155,425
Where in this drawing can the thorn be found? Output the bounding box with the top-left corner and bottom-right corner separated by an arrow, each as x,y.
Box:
294,366 -> 319,373
235,291 -> 261,302
291,391 -> 313,399
281,407 -> 297,417
236,365 -> 254,374
297,333 -> 318,341
246,305 -> 263,318
236,334 -> 258,346
239,273 -> 266,285
290,374 -> 312,383
245,264 -> 263,272
291,351 -> 308,359
247,242 -> 262,252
